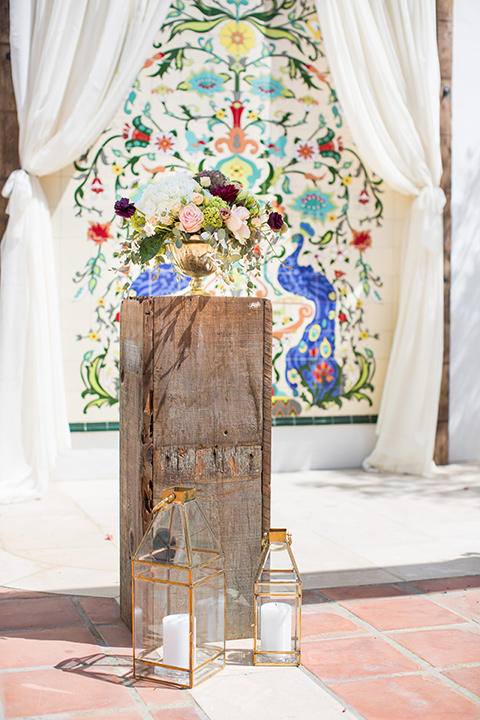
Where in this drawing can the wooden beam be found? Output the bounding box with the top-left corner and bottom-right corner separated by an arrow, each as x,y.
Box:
0,0 -> 19,244
434,0 -> 453,464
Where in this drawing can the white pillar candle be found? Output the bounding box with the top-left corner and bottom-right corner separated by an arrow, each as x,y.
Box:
163,613 -> 195,669
260,602 -> 291,652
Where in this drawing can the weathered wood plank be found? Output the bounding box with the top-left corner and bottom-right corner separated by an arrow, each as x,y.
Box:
262,299 -> 272,534
141,297 -> 154,528
152,296 -> 265,447
119,297 -> 151,626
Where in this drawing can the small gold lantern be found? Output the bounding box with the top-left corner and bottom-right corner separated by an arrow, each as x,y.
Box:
132,487 -> 225,688
254,528 -> 302,666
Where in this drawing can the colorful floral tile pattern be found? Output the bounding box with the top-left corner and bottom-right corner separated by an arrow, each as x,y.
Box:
72,0 -> 384,418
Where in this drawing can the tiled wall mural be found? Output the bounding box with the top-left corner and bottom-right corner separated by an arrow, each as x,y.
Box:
47,0 -> 405,425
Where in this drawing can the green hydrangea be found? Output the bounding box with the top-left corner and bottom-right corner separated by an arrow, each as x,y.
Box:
204,195 -> 228,210
203,195 -> 228,228
130,210 -> 145,233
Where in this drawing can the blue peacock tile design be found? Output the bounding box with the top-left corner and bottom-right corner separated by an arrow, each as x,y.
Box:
277,225 -> 340,407
129,266 -> 189,297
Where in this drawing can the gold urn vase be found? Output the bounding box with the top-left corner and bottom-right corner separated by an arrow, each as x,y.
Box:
170,238 -> 216,296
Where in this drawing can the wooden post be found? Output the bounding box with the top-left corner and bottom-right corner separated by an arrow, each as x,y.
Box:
120,296 -> 272,639
0,0 -> 20,241
434,0 -> 453,464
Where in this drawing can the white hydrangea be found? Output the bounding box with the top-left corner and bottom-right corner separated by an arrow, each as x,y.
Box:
136,172 -> 201,217
156,172 -> 200,199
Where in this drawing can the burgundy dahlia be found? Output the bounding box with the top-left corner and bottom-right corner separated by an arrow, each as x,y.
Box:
210,183 -> 240,203
114,197 -> 136,218
267,211 -> 284,231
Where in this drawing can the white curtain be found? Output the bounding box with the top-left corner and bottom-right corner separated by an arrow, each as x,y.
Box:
0,0 -> 171,503
316,0 -> 445,474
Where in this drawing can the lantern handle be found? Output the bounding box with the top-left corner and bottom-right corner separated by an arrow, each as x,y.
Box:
152,492 -> 176,514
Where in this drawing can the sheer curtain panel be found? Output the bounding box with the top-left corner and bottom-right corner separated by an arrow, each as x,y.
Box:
316,0 -> 445,474
0,0 -> 171,502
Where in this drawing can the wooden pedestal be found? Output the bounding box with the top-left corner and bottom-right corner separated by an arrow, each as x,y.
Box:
119,296 -> 272,638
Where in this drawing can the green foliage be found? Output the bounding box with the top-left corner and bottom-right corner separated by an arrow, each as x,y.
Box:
81,353 -> 119,412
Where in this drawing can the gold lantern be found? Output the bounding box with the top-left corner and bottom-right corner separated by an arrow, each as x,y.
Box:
254,528 -> 302,666
132,487 -> 226,688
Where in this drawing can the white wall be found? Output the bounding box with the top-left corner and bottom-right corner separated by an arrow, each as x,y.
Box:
450,0 -> 480,461
272,425 -> 376,472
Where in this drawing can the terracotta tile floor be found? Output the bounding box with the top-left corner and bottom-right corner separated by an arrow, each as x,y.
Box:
1,579 -> 480,719
1,458 -> 480,717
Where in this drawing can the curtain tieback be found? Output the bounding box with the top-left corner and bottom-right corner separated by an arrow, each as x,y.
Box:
414,186 -> 446,253
1,170 -> 34,219
416,185 -> 446,214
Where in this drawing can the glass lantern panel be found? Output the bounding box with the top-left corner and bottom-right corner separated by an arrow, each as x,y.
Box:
133,576 -> 194,686
259,542 -> 300,580
255,594 -> 300,665
133,561 -> 189,585
255,581 -> 300,597
192,556 -> 225,584
193,649 -> 225,686
192,571 -> 225,683
259,569 -> 298,583
185,500 -> 223,567
134,504 -> 189,567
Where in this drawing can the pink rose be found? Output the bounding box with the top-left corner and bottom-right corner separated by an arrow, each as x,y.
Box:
179,203 -> 204,233
170,199 -> 182,214
225,205 -> 250,242
192,192 -> 203,205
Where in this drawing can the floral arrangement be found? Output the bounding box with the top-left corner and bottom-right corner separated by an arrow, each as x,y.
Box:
114,169 -> 286,291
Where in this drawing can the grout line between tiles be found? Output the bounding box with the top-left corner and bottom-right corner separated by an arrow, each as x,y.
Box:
0,665 -> 57,675
299,664 -> 367,720
385,621 -> 478,635
302,622 -> 475,641
4,711 -> 142,720
0,624 -> 90,634
0,592 -> 58,601
189,694 -> 215,720
323,669 -> 443,685
302,631 -> 371,643
440,661 -> 480,670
